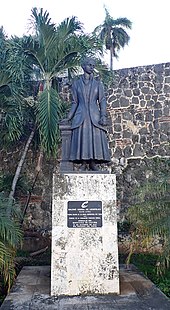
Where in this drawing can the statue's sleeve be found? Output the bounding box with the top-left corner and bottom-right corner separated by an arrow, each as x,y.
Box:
98,81 -> 107,117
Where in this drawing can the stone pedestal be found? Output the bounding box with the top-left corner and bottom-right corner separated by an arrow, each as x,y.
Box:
51,173 -> 119,296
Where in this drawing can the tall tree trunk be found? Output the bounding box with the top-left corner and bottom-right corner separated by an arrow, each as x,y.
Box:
110,46 -> 113,71
21,150 -> 43,224
8,126 -> 36,203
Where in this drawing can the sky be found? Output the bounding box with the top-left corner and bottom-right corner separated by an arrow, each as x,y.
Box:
0,0 -> 169,70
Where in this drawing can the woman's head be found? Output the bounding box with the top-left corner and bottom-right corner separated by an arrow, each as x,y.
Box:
81,57 -> 96,74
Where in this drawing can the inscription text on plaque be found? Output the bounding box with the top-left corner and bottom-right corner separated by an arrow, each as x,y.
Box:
67,201 -> 102,228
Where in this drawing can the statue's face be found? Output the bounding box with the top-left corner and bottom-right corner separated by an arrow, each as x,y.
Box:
82,60 -> 95,74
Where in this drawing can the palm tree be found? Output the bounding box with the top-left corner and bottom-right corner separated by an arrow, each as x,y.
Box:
94,8 -> 132,70
0,8 -> 104,201
127,159 -> 170,274
25,7 -> 103,156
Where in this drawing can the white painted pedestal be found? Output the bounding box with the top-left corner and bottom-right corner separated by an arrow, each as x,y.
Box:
51,173 -> 119,296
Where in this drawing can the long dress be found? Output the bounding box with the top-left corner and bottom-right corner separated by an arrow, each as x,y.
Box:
69,76 -> 110,163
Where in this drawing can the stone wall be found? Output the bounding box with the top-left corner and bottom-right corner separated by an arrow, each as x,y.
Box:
105,62 -> 170,233
107,62 -> 170,162
0,146 -> 55,231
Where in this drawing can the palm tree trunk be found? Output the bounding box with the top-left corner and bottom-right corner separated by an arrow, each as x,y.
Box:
8,126 -> 36,203
110,47 -> 113,71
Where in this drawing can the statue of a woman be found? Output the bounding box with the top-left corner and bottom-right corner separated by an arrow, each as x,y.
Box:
63,57 -> 110,171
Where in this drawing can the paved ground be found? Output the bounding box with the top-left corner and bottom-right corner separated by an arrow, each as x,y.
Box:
1,265 -> 170,309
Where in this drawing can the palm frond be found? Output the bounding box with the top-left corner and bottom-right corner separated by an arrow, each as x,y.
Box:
0,193 -> 22,290
112,27 -> 130,48
113,17 -> 132,29
31,7 -> 53,26
0,238 -> 18,291
1,95 -> 23,142
0,71 -> 11,89
37,87 -> 64,156
56,16 -> 83,38
30,7 -> 55,36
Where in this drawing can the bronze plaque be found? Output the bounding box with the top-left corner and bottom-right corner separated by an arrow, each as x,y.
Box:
67,201 -> 102,228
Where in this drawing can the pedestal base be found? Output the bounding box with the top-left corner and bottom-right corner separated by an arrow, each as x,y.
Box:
51,173 -> 119,296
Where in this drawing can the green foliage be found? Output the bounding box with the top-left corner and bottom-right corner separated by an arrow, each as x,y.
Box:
127,159 -> 170,274
93,58 -> 115,88
6,36 -> 33,89
30,7 -> 55,35
1,97 -> 23,143
0,28 -> 35,148
0,173 -> 30,195
0,27 -> 8,72
0,193 -> 22,290
157,277 -> 170,297
37,88 -> 64,156
120,253 -> 170,297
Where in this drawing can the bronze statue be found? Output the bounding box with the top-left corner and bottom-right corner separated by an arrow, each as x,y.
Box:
62,57 -> 110,171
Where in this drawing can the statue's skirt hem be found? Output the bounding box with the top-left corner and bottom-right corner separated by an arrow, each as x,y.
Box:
69,118 -> 111,162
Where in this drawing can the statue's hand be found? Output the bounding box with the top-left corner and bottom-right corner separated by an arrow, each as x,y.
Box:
59,118 -> 70,125
98,116 -> 107,126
